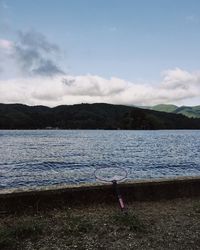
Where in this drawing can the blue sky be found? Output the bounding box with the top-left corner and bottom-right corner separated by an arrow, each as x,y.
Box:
0,0 -> 200,106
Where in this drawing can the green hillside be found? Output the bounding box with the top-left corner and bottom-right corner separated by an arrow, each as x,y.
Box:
151,104 -> 200,118
151,104 -> 178,113
174,106 -> 200,118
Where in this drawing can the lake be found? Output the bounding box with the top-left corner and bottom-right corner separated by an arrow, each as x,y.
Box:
0,130 -> 200,189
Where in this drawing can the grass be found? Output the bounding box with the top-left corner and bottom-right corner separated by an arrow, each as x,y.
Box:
0,227 -> 18,250
0,208 -> 145,249
56,209 -> 145,249
193,201 -> 200,213
0,198 -> 199,249
0,218 -> 44,250
63,214 -> 97,235
61,209 -> 144,235
110,211 -> 145,232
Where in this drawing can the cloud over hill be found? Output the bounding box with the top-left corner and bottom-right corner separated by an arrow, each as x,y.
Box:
0,31 -> 200,107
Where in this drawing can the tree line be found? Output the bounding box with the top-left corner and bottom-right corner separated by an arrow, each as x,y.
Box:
0,103 -> 200,129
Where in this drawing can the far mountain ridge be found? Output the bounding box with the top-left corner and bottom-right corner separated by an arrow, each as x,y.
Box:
148,104 -> 200,118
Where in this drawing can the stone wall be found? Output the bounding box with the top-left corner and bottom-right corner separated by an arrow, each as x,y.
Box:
0,176 -> 200,213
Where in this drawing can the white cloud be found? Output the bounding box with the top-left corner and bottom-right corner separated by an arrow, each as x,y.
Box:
161,68 -> 199,90
0,68 -> 199,107
0,39 -> 13,50
0,32 -> 199,107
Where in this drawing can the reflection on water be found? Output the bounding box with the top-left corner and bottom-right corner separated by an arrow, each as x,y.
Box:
0,130 -> 200,189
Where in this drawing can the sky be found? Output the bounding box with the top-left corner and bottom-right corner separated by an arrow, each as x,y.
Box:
0,0 -> 200,107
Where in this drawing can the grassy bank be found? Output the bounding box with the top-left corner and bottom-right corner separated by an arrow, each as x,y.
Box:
0,197 -> 200,250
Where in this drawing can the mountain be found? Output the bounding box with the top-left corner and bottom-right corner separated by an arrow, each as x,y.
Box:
174,106 -> 200,118
151,104 -> 178,113
0,103 -> 200,130
150,104 -> 200,118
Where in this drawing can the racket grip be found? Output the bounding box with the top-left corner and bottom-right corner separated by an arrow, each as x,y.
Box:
118,196 -> 125,209
112,180 -> 126,211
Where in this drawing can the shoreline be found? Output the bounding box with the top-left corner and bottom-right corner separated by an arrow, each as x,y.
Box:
1,176 -> 200,213
1,175 -> 200,194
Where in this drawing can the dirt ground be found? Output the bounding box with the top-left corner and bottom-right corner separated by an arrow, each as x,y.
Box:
0,197 -> 200,250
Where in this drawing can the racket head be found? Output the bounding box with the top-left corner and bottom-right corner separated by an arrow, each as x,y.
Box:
94,166 -> 128,183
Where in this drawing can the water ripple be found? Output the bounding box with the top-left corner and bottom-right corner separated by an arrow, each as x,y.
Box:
0,130 -> 200,189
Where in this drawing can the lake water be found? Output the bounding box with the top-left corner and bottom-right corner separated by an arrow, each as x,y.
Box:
0,130 -> 200,190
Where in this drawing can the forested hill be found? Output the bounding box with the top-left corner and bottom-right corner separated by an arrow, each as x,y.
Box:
0,103 -> 200,130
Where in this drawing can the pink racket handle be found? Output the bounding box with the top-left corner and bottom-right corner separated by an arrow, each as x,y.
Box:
112,180 -> 126,212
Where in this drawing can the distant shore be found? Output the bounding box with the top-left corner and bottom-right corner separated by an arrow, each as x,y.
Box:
1,103 -> 200,129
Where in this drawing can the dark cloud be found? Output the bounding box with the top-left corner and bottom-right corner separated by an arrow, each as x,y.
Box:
18,30 -> 59,53
14,30 -> 65,76
62,78 -> 75,86
33,59 -> 64,76
14,46 -> 40,73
